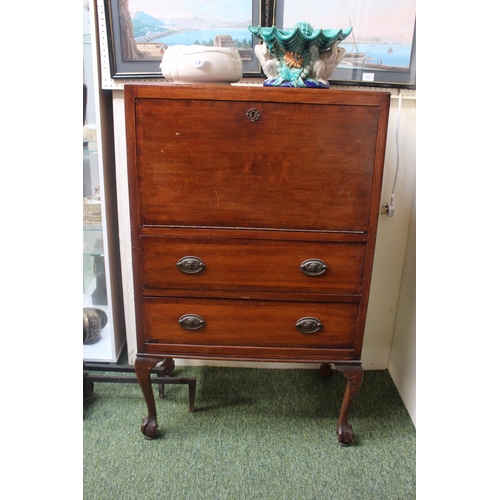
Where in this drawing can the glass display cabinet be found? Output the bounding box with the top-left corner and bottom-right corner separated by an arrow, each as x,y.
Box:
83,1 -> 125,362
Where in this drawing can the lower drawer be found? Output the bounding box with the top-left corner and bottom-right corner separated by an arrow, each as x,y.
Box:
142,297 -> 359,349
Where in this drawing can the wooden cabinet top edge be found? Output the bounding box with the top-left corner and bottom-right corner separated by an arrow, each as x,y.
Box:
123,83 -> 390,107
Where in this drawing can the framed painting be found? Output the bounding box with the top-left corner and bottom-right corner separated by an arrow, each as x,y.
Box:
104,0 -> 264,78
272,0 -> 416,88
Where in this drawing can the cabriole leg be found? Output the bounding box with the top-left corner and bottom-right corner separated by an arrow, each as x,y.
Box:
335,364 -> 363,447
135,356 -> 160,440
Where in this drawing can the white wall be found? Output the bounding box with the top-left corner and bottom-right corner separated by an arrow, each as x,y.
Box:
389,188 -> 416,425
111,89 -> 416,421
362,93 -> 416,370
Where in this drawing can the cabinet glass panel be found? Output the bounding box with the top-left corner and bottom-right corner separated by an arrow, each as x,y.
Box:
83,6 -> 115,361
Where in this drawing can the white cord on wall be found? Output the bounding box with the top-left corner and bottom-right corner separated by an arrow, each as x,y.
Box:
384,88 -> 402,217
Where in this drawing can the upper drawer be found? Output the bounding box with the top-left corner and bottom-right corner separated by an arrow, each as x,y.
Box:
132,98 -> 381,232
140,236 -> 365,294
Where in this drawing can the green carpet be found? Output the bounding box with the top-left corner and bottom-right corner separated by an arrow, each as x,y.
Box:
84,366 -> 415,499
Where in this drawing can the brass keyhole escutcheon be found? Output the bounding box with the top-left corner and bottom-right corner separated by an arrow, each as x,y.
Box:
246,108 -> 260,122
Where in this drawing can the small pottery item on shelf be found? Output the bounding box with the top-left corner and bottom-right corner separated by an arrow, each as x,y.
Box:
83,185 -> 102,225
160,45 -> 243,84
83,308 -> 108,345
248,22 -> 352,88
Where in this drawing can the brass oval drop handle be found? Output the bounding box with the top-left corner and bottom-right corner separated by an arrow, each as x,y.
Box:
299,258 -> 328,276
178,314 -> 206,330
176,256 -> 205,274
295,317 -> 323,334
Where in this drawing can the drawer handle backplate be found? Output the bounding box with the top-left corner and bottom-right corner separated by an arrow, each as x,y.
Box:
178,314 -> 206,330
295,317 -> 323,334
176,256 -> 205,274
300,258 -> 328,276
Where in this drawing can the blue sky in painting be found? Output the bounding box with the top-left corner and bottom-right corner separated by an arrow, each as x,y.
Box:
283,0 -> 415,41
127,0 -> 252,23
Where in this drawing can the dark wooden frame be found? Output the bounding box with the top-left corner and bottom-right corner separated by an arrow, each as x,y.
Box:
104,0 -> 265,78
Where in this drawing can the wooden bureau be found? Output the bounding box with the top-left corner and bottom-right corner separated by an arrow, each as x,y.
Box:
125,84 -> 390,445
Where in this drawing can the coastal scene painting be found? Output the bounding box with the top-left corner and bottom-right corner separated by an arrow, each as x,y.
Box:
115,0 -> 257,64
275,0 -> 416,85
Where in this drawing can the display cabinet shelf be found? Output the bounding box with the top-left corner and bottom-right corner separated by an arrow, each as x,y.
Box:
83,1 -> 125,362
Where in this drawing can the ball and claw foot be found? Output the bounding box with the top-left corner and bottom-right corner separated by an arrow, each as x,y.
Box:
337,422 -> 355,447
141,417 -> 158,440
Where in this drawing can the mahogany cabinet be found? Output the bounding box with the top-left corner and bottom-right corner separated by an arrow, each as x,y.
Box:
125,84 -> 390,445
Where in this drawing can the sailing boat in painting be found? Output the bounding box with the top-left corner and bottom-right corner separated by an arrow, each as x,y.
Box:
342,18 -> 371,67
339,15 -> 409,72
